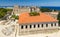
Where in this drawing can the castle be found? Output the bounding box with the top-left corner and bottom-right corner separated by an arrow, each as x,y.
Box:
12,5 -> 58,19
18,12 -> 59,35
12,5 -> 40,15
11,5 -> 60,35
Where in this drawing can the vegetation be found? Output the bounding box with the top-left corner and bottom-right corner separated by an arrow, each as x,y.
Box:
29,12 -> 40,16
0,8 -> 7,18
6,8 -> 13,11
53,9 -> 57,12
11,15 -> 18,20
40,8 -> 52,12
57,12 -> 60,24
0,8 -> 12,18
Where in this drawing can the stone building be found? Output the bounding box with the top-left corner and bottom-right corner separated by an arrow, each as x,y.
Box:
44,9 -> 59,19
18,12 -> 59,35
30,6 -> 40,12
12,5 -> 40,15
44,12 -> 58,19
50,12 -> 58,19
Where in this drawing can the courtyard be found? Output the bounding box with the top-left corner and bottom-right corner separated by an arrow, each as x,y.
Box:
0,20 -> 60,37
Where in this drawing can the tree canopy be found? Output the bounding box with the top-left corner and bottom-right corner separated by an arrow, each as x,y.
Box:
29,12 -> 40,16
0,8 -> 7,18
11,15 -> 18,20
0,8 -> 12,18
40,8 -> 52,12
57,12 -> 60,24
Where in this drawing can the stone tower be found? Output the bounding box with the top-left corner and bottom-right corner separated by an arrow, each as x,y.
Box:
30,6 -> 40,12
13,5 -> 20,15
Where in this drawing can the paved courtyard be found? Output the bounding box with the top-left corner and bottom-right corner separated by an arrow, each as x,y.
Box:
0,25 -> 15,37
0,25 -> 60,37
0,20 -> 60,37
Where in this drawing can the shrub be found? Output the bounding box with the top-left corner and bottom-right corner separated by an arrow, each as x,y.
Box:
57,12 -> 60,24
29,12 -> 40,16
11,15 -> 18,20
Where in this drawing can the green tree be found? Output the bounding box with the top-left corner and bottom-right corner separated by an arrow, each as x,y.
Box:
40,8 -> 52,12
0,8 -> 7,18
57,12 -> 60,24
29,12 -> 40,16
11,15 -> 18,19
6,8 -> 13,11
0,8 -> 12,18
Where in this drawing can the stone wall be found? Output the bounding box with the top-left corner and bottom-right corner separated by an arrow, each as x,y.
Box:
44,12 -> 58,19
18,22 -> 59,35
12,5 -> 40,15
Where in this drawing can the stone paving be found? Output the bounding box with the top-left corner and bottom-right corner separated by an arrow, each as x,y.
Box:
0,20 -> 60,37
1,25 -> 15,36
0,25 -> 15,37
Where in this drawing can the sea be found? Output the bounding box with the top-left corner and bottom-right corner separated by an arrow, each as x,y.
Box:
0,6 -> 60,10
41,6 -> 60,10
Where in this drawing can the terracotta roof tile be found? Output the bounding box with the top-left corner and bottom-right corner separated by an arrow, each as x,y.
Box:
19,12 -> 58,24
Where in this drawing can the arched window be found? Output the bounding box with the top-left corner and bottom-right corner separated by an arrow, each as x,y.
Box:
41,24 -> 43,27
58,24 -> 60,26
30,25 -> 32,28
34,24 -> 36,28
55,23 -> 56,26
51,23 -> 53,27
38,24 -> 40,28
46,24 -> 48,27
21,25 -> 23,29
25,25 -> 28,29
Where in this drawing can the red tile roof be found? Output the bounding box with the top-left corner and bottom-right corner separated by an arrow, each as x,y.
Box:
19,12 -> 58,24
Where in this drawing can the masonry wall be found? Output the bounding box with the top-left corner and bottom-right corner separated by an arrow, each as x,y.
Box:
13,7 -> 30,15
12,6 -> 40,15
18,22 -> 59,35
